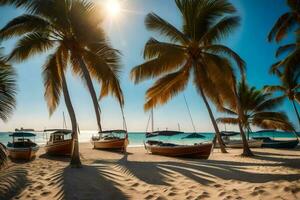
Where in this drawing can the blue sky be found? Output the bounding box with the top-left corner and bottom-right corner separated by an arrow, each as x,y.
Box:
0,0 -> 299,132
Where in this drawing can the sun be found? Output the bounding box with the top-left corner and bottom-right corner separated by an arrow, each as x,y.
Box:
105,0 -> 121,17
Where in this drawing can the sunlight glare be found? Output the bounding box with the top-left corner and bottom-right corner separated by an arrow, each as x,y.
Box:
106,0 -> 121,17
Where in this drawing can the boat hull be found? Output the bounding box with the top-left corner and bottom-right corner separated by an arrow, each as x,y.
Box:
145,143 -> 212,159
7,146 -> 39,160
262,140 -> 299,149
92,138 -> 128,150
45,139 -> 73,155
225,140 -> 263,148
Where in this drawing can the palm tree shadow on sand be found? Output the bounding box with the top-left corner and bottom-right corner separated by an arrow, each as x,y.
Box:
92,151 -> 300,187
0,167 -> 28,199
51,164 -> 130,200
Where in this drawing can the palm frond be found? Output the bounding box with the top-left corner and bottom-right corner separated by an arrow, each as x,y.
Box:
0,0 -> 28,7
0,58 -> 17,121
254,95 -> 285,112
276,43 -> 297,57
252,111 -> 295,131
9,32 -> 54,62
42,50 -> 63,115
268,12 -> 292,42
130,52 -> 186,84
201,16 -> 240,43
219,107 -> 237,116
144,64 -> 190,111
145,12 -> 188,44
263,85 -> 286,93
143,38 -> 185,60
269,61 -> 284,74
175,0 -> 236,40
82,49 -> 124,106
203,44 -> 245,74
216,117 -> 239,125
0,14 -> 50,41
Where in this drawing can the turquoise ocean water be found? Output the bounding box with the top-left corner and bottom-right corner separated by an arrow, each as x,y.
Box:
0,131 -> 298,147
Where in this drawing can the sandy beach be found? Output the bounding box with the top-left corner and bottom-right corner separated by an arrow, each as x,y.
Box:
1,143 -> 300,200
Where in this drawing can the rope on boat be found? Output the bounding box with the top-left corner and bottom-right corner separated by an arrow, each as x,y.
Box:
183,94 -> 197,133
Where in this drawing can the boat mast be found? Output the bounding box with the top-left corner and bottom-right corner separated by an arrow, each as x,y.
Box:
63,112 -> 67,129
151,108 -> 154,132
183,94 -> 196,133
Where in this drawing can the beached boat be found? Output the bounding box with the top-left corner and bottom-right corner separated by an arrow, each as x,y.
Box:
224,139 -> 263,148
253,137 -> 299,149
219,131 -> 263,148
91,130 -> 129,151
145,140 -> 212,158
144,104 -> 212,159
44,129 -> 73,155
7,132 -> 39,160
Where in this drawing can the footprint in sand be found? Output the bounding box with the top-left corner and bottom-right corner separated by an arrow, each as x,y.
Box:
131,182 -> 139,187
34,185 -> 44,190
214,184 -> 222,188
145,194 -> 154,200
155,196 -> 167,200
283,186 -> 291,192
218,191 -> 226,197
195,191 -> 210,199
167,192 -> 176,196
291,187 -> 300,194
250,191 -> 258,196
40,191 -> 51,196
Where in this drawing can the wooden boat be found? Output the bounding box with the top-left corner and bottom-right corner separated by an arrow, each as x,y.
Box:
7,132 -> 39,160
253,137 -> 299,149
218,131 -> 263,148
91,130 -> 129,151
145,140 -> 212,159
44,129 -> 73,155
224,139 -> 263,148
144,106 -> 212,159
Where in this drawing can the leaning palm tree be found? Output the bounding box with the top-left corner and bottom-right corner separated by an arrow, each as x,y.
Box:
0,47 -> 17,169
0,0 -> 124,167
217,80 -> 295,139
264,68 -> 300,126
268,0 -> 300,42
131,0 -> 245,153
0,0 -> 124,133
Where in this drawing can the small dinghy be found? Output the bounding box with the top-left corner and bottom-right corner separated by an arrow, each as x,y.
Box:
7,132 -> 39,160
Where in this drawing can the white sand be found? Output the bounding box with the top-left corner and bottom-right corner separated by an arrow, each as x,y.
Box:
1,143 -> 300,200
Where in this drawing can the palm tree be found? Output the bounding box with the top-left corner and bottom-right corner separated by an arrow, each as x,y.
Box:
264,68 -> 300,126
130,0 -> 246,153
0,0 -> 124,167
0,47 -> 16,169
268,0 -> 300,42
217,80 -> 295,140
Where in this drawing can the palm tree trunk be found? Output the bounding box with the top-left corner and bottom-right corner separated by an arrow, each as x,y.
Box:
61,70 -> 82,168
231,81 -> 253,156
238,124 -> 253,156
198,86 -> 227,153
78,57 -> 102,132
292,99 -> 300,125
